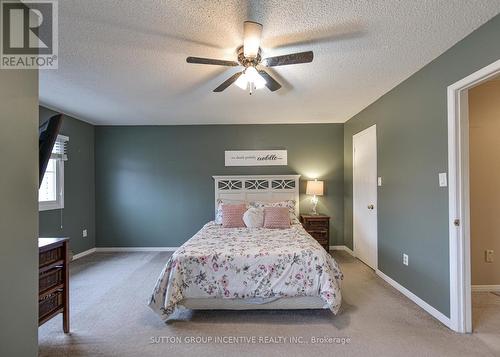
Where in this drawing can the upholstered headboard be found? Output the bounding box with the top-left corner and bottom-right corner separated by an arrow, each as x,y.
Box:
213,175 -> 301,216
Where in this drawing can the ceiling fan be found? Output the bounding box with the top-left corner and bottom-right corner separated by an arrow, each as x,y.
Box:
186,21 -> 314,94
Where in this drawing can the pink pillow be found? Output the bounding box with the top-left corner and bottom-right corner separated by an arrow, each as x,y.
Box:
263,207 -> 291,229
222,204 -> 247,228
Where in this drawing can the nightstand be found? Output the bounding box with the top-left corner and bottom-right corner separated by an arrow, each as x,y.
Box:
300,214 -> 330,251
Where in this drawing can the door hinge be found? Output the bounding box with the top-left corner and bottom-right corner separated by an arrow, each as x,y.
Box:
454,219 -> 460,227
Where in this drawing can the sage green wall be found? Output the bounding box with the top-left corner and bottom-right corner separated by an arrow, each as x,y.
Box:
0,70 -> 39,355
344,15 -> 500,317
95,124 -> 344,248
39,107 -> 96,255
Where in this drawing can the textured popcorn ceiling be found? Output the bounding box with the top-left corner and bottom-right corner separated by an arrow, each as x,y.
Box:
39,0 -> 500,125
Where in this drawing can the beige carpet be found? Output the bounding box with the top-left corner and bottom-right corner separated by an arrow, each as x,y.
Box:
472,291 -> 500,354
39,251 -> 498,356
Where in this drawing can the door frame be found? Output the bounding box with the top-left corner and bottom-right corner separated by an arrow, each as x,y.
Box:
448,59 -> 500,333
352,124 -> 378,270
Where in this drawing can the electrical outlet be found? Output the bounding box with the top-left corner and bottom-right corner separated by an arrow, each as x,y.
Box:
486,250 -> 494,263
403,253 -> 409,266
378,177 -> 382,186
83,229 -> 87,238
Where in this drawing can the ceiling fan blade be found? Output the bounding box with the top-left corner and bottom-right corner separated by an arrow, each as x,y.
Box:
258,70 -> 282,92
262,51 -> 313,67
213,72 -> 243,92
243,21 -> 263,58
186,57 -> 239,66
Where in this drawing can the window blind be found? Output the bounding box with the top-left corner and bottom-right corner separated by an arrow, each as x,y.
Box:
51,135 -> 69,161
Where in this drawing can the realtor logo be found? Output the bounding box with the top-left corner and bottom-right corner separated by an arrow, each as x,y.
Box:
1,0 -> 58,69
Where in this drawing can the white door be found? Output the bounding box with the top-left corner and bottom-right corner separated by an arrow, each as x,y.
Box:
353,125 -> 378,269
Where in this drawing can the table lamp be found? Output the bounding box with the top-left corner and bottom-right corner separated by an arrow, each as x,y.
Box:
306,179 -> 324,215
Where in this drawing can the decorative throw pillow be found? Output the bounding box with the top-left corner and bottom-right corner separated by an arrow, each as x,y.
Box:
250,200 -> 298,223
242,207 -> 264,228
222,204 -> 247,228
263,207 -> 291,229
215,199 -> 245,224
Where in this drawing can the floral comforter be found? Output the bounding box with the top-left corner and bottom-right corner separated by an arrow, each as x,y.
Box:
148,222 -> 343,320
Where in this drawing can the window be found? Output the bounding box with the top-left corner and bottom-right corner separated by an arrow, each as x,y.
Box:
39,135 -> 68,211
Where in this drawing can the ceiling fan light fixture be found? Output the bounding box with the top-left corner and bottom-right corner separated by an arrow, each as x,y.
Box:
234,73 -> 248,90
254,77 -> 266,90
234,66 -> 266,92
245,66 -> 266,89
243,21 -> 263,58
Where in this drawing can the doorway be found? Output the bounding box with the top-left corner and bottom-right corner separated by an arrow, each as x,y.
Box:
448,58 -> 500,333
468,76 -> 500,340
353,125 -> 378,270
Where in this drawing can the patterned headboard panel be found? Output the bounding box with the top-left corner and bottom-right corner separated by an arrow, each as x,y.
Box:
213,175 -> 301,216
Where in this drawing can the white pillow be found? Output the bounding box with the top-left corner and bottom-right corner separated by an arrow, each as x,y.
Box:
243,207 -> 264,228
250,200 -> 298,224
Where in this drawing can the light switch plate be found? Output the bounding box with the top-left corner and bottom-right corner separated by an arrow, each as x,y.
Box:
439,173 -> 447,187
378,177 -> 382,186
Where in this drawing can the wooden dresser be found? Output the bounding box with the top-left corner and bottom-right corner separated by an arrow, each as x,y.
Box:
38,238 -> 70,333
300,214 -> 330,252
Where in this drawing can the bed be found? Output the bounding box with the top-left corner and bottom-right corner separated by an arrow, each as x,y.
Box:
148,175 -> 343,320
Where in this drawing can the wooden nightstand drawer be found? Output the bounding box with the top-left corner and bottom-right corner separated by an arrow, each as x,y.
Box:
303,219 -> 329,231
39,267 -> 63,294
309,231 -> 328,250
309,230 -> 328,242
300,215 -> 330,252
39,246 -> 63,268
39,290 -> 63,321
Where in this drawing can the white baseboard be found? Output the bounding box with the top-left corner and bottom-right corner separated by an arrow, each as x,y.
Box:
472,285 -> 500,292
329,245 -> 354,256
72,248 -> 96,261
376,269 -> 451,328
72,247 -> 179,260
95,247 -> 179,252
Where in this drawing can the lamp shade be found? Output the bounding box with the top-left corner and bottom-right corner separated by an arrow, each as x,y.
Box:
306,180 -> 324,196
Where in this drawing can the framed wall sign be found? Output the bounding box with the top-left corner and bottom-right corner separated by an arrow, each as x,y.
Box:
225,150 -> 287,166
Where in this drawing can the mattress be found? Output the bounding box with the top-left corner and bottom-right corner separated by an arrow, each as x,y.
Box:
148,221 -> 343,320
